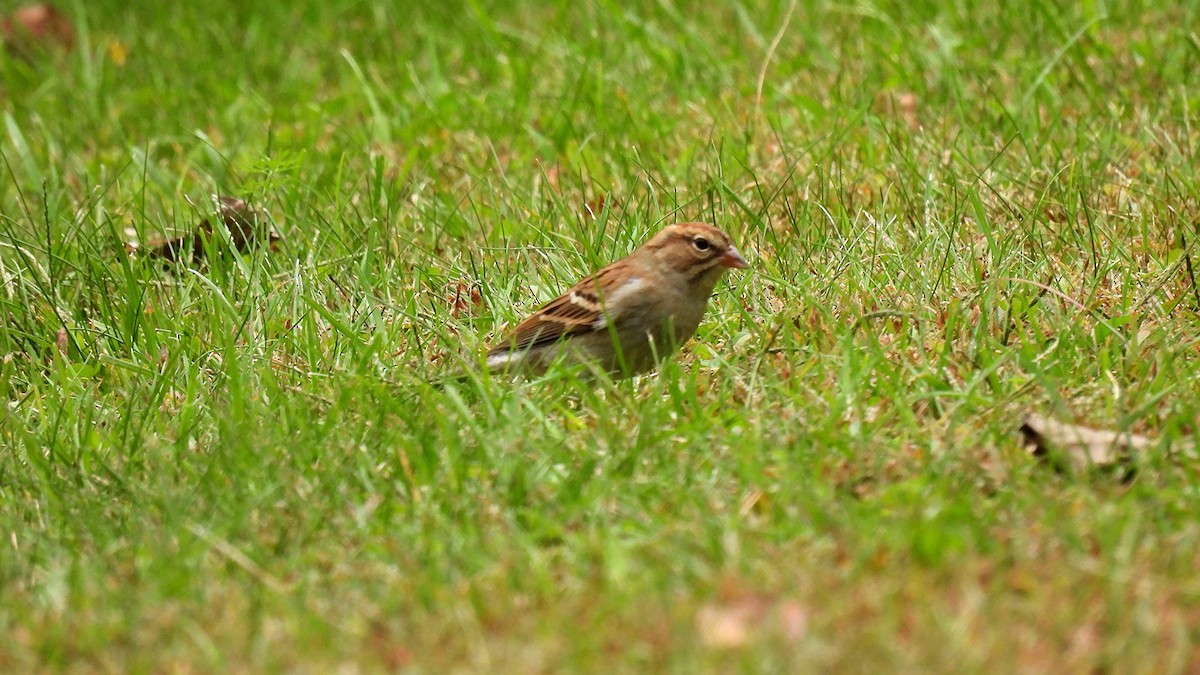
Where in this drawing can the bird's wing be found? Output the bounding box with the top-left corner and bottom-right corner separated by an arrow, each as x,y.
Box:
488,265 -> 640,355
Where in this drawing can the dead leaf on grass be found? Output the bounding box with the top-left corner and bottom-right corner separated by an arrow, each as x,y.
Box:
147,196 -> 279,264
1020,414 -> 1156,472
1,3 -> 74,56
582,195 -> 608,219
872,90 -> 920,128
448,280 -> 483,318
695,594 -> 807,649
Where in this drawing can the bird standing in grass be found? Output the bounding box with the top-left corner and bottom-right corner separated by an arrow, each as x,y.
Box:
486,223 -> 749,377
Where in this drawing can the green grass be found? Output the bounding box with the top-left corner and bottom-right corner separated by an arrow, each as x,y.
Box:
3,0 -> 1200,670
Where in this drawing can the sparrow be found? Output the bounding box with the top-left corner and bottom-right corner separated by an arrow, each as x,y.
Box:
485,222 -> 749,377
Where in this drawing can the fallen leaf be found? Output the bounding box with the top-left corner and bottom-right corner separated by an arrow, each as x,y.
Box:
582,195 -> 607,219
695,594 -> 807,649
897,91 -> 919,127
737,488 -> 764,517
147,196 -> 279,264
872,90 -> 920,128
541,163 -> 560,190
1,3 -> 73,55
448,281 -> 483,318
1020,414 -> 1155,472
367,620 -> 414,671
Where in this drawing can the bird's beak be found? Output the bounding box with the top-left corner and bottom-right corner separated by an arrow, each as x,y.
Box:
719,246 -> 750,269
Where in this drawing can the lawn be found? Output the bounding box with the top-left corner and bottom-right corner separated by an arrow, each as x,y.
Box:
3,0 -> 1200,671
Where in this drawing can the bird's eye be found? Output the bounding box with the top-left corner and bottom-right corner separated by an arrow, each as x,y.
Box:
693,237 -> 711,251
